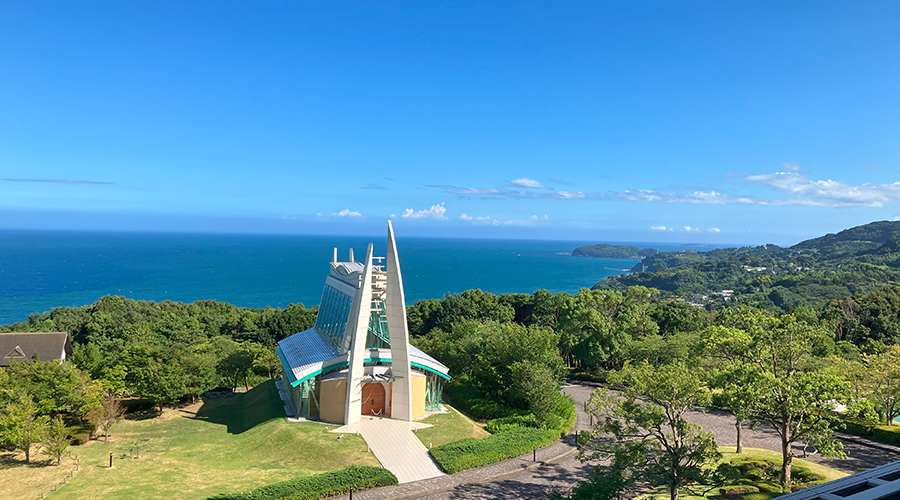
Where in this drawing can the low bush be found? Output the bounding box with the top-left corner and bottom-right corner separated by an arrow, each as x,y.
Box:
206,466 -> 397,500
485,414 -> 541,434
720,485 -> 760,496
429,427 -> 559,474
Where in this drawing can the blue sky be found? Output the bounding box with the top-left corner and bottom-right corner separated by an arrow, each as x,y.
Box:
1,1 -> 898,245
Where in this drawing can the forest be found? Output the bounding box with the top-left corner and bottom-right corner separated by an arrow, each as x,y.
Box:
595,220 -> 900,310
5,282 -> 900,497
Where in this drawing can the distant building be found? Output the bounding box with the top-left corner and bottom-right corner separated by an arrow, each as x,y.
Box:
276,222 -> 450,425
0,332 -> 73,367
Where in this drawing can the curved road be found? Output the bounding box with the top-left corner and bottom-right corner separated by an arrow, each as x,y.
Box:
338,384 -> 900,500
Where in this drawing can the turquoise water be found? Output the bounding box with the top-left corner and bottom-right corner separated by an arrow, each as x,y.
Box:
0,230 -> 710,325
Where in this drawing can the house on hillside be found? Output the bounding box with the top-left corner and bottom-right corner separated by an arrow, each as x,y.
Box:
276,222 -> 450,425
0,332 -> 74,367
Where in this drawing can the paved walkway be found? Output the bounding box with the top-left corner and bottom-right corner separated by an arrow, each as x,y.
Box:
355,416 -> 445,484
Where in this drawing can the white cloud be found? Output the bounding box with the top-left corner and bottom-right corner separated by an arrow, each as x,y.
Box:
459,213 -> 473,221
401,203 -> 448,219
650,226 -> 670,231
683,226 -> 701,233
531,215 -> 538,220
745,172 -> 900,207
707,228 -> 721,233
434,170 -> 900,209
332,209 -> 363,217
543,214 -> 549,220
509,178 -> 551,189
281,215 -> 297,220
783,162 -> 802,172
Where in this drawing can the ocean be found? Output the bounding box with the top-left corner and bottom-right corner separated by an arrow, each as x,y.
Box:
0,230 -> 713,325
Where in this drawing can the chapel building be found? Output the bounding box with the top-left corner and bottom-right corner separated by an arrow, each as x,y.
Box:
276,222 -> 449,425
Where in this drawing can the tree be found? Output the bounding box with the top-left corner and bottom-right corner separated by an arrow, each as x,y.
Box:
582,362 -> 722,500
860,345 -> 900,425
218,348 -> 256,391
558,289 -> 626,369
709,364 -> 759,454
86,392 -> 125,441
42,415 -> 71,465
0,395 -> 49,463
509,360 -> 558,423
705,311 -> 848,488
4,359 -> 86,416
251,345 -> 282,379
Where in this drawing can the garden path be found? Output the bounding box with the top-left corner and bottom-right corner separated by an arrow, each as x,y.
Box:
356,416 -> 445,484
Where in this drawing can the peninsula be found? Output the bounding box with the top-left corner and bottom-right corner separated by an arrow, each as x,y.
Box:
571,243 -> 659,260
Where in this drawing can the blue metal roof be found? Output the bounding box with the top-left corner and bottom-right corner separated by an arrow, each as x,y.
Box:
277,327 -> 340,386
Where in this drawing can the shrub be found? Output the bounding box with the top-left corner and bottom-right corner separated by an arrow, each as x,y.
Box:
206,466 -> 397,500
442,380 -> 525,420
720,485 -> 760,496
429,427 -> 558,474
485,414 -> 541,434
792,466 -> 826,484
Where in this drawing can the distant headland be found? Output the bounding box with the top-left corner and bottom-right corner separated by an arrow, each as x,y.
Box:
571,243 -> 659,260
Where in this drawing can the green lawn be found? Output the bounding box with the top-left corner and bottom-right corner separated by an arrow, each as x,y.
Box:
639,448 -> 847,500
35,381 -> 378,500
413,404 -> 490,449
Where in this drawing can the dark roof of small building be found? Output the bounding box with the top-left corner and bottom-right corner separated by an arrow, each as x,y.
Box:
0,332 -> 73,367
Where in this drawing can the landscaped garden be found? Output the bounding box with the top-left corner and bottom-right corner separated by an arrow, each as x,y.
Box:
32,381 -> 377,500
639,448 -> 847,500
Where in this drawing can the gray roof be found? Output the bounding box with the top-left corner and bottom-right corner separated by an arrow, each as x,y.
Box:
778,459 -> 900,500
0,332 -> 73,367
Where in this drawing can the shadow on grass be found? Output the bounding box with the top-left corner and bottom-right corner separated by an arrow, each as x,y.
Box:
189,379 -> 284,434
125,407 -> 163,421
0,452 -> 55,470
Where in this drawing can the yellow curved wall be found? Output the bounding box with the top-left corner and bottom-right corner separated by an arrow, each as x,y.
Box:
411,375 -> 425,420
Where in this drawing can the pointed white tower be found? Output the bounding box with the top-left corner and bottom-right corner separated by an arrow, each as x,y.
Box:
385,221 -> 414,421
343,243 -> 374,425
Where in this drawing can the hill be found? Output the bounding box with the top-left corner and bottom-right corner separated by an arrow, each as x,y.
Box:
572,243 -> 659,259
592,220 -> 900,310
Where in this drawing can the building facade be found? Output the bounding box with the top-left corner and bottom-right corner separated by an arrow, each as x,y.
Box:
276,222 -> 449,425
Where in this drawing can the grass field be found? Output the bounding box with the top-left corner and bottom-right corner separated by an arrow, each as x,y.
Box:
639,447 -> 848,500
0,380 -> 379,500
413,405 -> 490,449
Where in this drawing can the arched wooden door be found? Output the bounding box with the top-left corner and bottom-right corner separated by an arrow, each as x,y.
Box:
361,383 -> 386,416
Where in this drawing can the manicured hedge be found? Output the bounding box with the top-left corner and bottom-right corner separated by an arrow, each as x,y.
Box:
429,427 -> 560,474
842,418 -> 900,446
206,466 -> 398,500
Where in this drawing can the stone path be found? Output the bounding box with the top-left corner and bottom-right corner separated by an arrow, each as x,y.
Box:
329,383 -> 900,499
356,416 -> 445,484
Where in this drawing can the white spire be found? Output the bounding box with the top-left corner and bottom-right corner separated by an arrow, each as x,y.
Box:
343,243 -> 374,426
333,247 -> 338,263
349,248 -> 355,262
386,220 -> 413,421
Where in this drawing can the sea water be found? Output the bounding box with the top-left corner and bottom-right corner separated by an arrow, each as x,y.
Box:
0,230 -> 707,325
